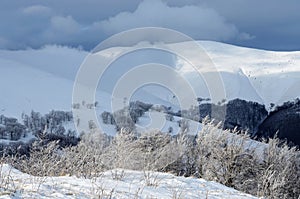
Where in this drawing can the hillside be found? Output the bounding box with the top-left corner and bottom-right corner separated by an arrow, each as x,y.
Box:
0,41 -> 299,141
1,41 -> 299,118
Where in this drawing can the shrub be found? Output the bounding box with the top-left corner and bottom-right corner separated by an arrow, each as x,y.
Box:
1,122 -> 299,198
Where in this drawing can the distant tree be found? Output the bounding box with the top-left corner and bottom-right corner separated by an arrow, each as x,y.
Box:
72,103 -> 80,109
88,120 -> 97,130
165,114 -> 174,121
167,126 -> 173,134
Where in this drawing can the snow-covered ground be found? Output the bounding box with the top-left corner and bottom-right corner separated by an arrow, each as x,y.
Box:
198,41 -> 300,106
0,132 -> 35,145
0,41 -> 299,136
2,42 -> 294,198
137,111 -> 201,136
0,164 -> 258,199
1,41 -> 299,118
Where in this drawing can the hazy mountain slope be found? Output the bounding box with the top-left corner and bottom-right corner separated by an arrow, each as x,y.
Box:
0,58 -> 74,118
0,41 -> 299,121
0,46 -> 87,81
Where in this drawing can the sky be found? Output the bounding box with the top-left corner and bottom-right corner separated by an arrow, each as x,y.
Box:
0,0 -> 300,51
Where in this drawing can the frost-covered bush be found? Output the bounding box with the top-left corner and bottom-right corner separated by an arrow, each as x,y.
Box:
192,121 -> 300,198
257,137 -> 300,198
113,111 -> 136,132
195,124 -> 260,192
177,119 -> 189,133
2,121 -> 299,198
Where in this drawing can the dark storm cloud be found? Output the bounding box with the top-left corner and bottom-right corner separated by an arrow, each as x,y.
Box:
97,0 -> 251,41
0,0 -> 299,50
0,0 -> 141,49
196,0 -> 300,50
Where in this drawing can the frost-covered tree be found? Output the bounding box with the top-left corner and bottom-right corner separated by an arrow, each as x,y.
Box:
101,111 -> 115,125
0,115 -> 26,140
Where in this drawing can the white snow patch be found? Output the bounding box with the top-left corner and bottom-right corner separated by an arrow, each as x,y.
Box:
0,164 -> 258,199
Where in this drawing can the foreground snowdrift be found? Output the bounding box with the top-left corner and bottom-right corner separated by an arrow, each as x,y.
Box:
0,164 -> 257,199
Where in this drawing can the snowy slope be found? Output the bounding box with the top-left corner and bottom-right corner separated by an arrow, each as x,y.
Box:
198,41 -> 300,106
0,58 -> 74,118
0,43 -> 294,198
137,111 -> 201,135
0,164 -> 258,199
0,41 -> 299,135
0,46 -> 87,81
93,41 -> 300,107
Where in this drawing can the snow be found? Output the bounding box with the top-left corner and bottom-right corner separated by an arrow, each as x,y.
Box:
0,58 -> 74,119
0,41 -> 299,136
0,132 -> 36,145
0,45 -> 87,81
197,41 -> 300,106
0,164 -> 258,199
94,40 -> 300,106
137,111 -> 202,135
1,42 -> 288,198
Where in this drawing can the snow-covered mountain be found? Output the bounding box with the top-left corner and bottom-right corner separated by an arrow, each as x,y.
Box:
0,41 -> 299,135
198,41 -> 300,106
0,42 -> 298,199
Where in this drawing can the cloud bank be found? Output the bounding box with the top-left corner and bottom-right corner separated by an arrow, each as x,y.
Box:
0,0 -> 250,50
0,0 -> 299,50
98,0 -> 249,41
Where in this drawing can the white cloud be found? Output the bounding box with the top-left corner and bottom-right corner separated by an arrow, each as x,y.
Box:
23,5 -> 52,16
7,0 -> 299,50
42,16 -> 80,42
98,0 -> 249,41
238,32 -> 256,41
50,16 -> 80,34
